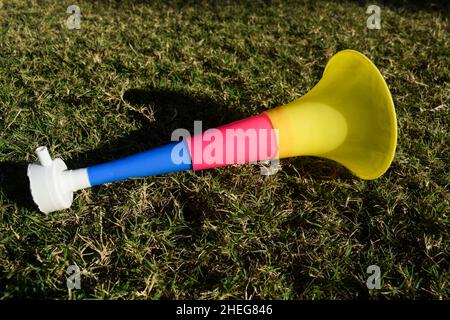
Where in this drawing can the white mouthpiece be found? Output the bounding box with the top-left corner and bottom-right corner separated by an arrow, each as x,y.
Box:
36,146 -> 53,167
27,146 -> 90,214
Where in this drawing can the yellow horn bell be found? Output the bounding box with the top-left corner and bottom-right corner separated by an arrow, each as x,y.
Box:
265,50 -> 397,179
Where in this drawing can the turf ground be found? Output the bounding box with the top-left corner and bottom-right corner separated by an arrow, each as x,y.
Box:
0,0 -> 449,299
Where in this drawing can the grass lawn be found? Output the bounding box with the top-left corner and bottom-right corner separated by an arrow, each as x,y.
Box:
0,0 -> 448,299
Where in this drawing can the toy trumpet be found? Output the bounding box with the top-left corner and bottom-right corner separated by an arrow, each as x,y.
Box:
28,50 -> 397,213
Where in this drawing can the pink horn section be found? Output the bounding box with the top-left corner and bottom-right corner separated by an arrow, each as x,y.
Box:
187,113 -> 279,171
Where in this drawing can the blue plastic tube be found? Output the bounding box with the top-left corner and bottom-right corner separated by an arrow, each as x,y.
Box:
87,141 -> 192,186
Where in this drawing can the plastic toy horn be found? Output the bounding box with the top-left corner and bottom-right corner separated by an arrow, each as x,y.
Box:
28,50 -> 397,213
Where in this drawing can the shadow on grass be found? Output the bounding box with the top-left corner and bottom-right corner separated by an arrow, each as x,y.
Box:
0,87 -> 353,214
348,0 -> 449,14
0,87 -> 245,213
67,87 -> 245,168
98,0 -> 450,14
283,156 -> 354,181
0,161 -> 36,211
